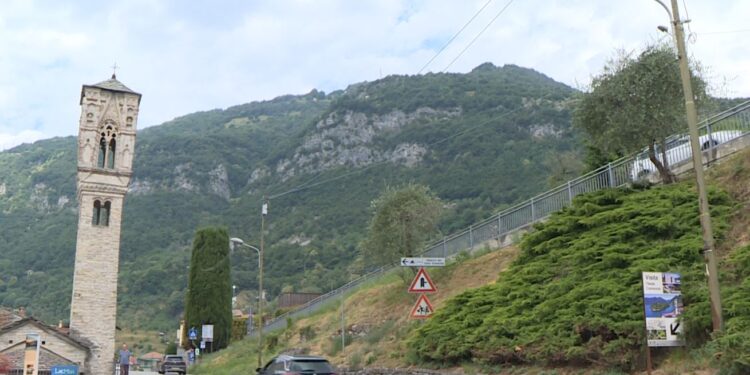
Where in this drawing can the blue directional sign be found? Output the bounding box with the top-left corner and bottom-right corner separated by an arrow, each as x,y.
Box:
189,327 -> 198,340
51,365 -> 79,375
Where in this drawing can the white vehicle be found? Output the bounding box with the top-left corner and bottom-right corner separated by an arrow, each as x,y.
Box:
631,130 -> 744,180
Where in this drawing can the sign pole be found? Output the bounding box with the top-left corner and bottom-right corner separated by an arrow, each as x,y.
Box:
641,275 -> 652,375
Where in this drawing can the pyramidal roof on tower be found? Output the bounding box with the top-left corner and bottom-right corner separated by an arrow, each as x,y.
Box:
81,74 -> 141,103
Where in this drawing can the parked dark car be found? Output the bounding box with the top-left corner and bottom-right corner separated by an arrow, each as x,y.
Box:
257,354 -> 336,375
158,354 -> 187,375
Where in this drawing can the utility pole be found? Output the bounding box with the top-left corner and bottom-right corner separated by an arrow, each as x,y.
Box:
668,0 -> 723,331
258,197 -> 268,368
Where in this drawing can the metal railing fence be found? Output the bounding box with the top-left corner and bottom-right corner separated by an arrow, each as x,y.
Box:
259,100 -> 750,334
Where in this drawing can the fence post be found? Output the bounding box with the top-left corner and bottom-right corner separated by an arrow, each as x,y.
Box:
442,237 -> 447,257
567,181 -> 573,203
530,198 -> 536,222
707,123 -> 713,145
607,163 -> 615,187
469,225 -> 474,250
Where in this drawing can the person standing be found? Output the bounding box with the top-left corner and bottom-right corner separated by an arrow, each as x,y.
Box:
119,344 -> 132,375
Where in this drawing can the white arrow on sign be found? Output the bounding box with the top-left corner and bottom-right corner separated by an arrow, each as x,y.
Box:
400,257 -> 446,267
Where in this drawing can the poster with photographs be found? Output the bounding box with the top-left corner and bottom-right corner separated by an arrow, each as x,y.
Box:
642,272 -> 685,347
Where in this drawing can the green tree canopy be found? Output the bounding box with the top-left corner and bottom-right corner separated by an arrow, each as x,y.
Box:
573,44 -> 708,182
361,184 -> 443,267
184,227 -> 233,351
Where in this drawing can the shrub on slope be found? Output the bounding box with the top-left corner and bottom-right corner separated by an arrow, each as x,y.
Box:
408,184 -> 732,370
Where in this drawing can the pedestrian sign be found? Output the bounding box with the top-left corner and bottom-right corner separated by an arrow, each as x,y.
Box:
410,294 -> 434,319
408,267 -> 437,293
188,327 -> 198,340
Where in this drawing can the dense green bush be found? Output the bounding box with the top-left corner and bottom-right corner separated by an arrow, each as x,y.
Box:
408,184 -> 732,370
231,317 -> 248,343
711,244 -> 750,374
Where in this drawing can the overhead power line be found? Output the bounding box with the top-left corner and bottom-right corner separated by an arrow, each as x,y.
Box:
417,0 -> 495,74
699,28 -> 750,35
442,0 -> 515,72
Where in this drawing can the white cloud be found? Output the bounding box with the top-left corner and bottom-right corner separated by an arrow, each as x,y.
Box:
0,0 -> 747,151
0,130 -> 45,151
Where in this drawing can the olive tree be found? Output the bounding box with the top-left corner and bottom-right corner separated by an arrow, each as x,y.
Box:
574,44 -> 708,183
361,184 -> 442,267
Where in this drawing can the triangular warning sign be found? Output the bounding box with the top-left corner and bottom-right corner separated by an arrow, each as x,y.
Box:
408,267 -> 437,293
410,294 -> 434,319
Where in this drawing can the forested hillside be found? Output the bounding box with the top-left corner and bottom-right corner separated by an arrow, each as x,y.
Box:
0,63 -> 580,330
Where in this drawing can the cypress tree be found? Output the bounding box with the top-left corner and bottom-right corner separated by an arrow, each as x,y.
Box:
184,227 -> 232,351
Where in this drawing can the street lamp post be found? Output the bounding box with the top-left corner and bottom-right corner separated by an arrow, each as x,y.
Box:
654,0 -> 723,331
230,237 -> 264,369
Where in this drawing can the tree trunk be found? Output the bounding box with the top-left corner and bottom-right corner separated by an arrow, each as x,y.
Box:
648,141 -> 676,184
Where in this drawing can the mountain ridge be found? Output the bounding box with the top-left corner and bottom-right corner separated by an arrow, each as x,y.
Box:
0,63 -> 580,329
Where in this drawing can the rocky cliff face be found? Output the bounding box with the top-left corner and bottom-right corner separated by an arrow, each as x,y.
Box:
129,163 -> 232,201
274,107 -> 459,179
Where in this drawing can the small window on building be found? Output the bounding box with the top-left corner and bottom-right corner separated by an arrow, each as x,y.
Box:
108,138 -> 116,169
98,137 -> 107,168
101,201 -> 111,226
92,200 -> 111,227
92,200 -> 101,225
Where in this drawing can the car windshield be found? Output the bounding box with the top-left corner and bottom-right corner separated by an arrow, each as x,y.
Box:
288,359 -> 334,373
166,356 -> 184,363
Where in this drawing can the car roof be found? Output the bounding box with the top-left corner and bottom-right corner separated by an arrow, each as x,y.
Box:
275,354 -> 329,362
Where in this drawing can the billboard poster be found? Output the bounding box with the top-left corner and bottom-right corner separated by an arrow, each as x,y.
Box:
642,272 -> 685,347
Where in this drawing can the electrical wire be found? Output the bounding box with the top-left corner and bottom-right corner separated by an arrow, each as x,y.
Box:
268,1 -> 522,201
442,0 -> 515,73
699,28 -> 750,35
416,0 -> 495,74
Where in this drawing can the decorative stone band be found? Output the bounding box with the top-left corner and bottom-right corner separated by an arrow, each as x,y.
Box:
77,183 -> 130,196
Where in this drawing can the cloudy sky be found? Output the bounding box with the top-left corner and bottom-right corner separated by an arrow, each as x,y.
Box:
0,0 -> 747,150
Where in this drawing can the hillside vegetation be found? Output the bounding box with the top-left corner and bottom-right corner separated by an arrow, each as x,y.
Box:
194,148 -> 750,374
0,64 -> 579,329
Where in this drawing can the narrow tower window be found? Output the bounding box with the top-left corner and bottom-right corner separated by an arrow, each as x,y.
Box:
92,200 -> 111,227
98,136 -> 107,168
108,138 -> 116,169
92,200 -> 101,225
101,201 -> 111,226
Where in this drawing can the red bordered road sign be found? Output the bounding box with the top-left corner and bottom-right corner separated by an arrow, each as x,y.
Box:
408,267 -> 437,293
410,294 -> 434,319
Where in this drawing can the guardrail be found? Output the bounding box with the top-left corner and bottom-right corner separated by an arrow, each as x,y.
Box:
258,100 -> 750,334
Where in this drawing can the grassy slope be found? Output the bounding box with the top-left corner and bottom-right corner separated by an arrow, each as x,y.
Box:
192,149 -> 750,375
190,247 -> 520,374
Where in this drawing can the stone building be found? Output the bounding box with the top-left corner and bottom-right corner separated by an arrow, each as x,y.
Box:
68,74 -> 141,374
0,309 -> 88,373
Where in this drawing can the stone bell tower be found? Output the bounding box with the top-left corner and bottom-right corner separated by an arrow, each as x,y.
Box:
69,74 -> 141,374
